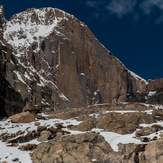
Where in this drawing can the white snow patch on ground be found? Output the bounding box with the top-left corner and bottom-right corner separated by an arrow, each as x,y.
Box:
92,129 -> 142,152
0,117 -> 82,162
144,109 -> 153,115
148,91 -> 157,97
0,141 -> 32,163
0,118 -> 81,135
101,132 -> 142,152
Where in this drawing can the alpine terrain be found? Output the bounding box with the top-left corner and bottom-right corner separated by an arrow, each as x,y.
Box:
1,5 -> 163,163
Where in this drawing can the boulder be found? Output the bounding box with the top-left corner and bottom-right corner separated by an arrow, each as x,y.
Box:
139,139 -> 163,163
38,130 -> 52,142
72,118 -> 96,131
96,112 -> 155,134
9,111 -> 35,123
32,132 -> 113,163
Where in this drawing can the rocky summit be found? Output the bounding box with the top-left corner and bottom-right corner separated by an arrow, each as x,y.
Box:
1,5 -> 163,163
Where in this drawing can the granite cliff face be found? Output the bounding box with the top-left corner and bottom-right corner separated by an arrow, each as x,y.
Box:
1,7 -> 148,115
0,6 -> 24,117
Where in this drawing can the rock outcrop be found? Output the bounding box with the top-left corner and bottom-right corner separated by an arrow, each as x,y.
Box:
1,102 -> 163,162
139,139 -> 163,163
31,131 -> 163,163
1,7 -> 149,115
9,111 -> 35,123
0,6 -> 25,117
32,132 -> 113,163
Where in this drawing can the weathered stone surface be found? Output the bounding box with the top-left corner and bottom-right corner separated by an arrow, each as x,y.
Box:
9,111 -> 35,123
38,130 -> 52,142
72,118 -> 96,131
96,112 -> 155,134
32,132 -> 113,163
33,131 -> 163,163
139,139 -> 163,163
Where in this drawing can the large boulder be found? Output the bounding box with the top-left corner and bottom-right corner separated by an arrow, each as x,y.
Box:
96,112 -> 155,134
9,111 -> 35,123
139,139 -> 163,163
32,132 -> 113,163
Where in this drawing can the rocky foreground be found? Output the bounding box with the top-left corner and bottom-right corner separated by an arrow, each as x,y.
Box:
1,103 -> 163,162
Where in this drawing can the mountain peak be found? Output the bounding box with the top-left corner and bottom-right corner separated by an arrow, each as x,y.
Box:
3,7 -> 74,53
1,7 -> 148,114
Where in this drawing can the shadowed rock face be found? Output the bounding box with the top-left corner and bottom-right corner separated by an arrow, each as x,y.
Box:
1,7 -> 147,113
0,7 -> 25,117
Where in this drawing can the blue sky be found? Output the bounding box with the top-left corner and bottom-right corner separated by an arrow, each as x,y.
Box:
1,0 -> 163,79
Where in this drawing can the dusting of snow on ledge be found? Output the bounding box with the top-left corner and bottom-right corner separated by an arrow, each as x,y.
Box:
128,70 -> 148,84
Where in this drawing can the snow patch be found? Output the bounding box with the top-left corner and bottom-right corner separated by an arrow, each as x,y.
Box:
0,118 -> 81,135
92,129 -> 142,152
13,71 -> 26,84
0,141 -> 32,163
148,91 -> 157,97
104,110 -> 139,114
3,8 -> 66,53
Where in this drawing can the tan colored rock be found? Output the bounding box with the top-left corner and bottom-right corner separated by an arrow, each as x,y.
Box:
139,139 -> 163,163
2,161 -> 8,163
72,118 -> 95,131
9,111 -> 35,123
32,132 -> 112,163
38,130 -> 52,142
136,127 -> 155,137
96,112 -> 154,134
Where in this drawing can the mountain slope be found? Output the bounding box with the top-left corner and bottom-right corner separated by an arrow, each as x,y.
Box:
2,7 -> 147,114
